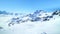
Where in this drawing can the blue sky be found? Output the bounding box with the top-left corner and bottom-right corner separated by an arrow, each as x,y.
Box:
0,0 -> 60,14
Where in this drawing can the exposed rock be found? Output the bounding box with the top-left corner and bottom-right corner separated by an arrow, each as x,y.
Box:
7,10 -> 60,26
41,32 -> 47,34
30,17 -> 41,22
52,10 -> 60,16
0,27 -> 3,30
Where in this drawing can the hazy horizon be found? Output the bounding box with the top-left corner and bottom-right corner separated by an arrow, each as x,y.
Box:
0,0 -> 60,13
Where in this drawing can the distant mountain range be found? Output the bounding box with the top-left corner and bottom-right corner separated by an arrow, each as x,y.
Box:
7,10 -> 60,26
0,11 -> 9,15
0,11 -> 22,16
0,11 -> 14,15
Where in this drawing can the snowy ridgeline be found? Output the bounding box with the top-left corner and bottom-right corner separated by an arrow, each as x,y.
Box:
0,10 -> 60,34
7,10 -> 60,26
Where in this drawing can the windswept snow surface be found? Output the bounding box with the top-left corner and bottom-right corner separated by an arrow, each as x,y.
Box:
0,10 -> 60,34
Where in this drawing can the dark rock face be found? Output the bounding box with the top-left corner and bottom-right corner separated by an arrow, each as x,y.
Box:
29,10 -> 42,19
30,17 -> 41,22
28,10 -> 43,22
59,14 -> 60,16
52,10 -> 60,16
46,16 -> 53,18
8,17 -> 21,26
29,14 -> 35,18
52,11 -> 58,15
41,32 -> 47,34
0,27 -> 3,29
34,10 -> 41,14
8,23 -> 14,26
49,16 -> 53,18
43,18 -> 49,21
42,15 -> 53,21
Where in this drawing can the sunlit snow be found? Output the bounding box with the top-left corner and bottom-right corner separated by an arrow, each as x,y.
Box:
0,10 -> 60,34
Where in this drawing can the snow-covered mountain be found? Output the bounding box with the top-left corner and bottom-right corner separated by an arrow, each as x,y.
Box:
8,10 -> 60,26
0,11 -> 23,16
0,10 -> 60,34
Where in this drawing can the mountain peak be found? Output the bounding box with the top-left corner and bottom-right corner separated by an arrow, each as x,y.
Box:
7,9 -> 60,26
52,10 -> 60,16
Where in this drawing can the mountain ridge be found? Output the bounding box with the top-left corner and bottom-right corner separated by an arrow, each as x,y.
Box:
7,10 -> 60,26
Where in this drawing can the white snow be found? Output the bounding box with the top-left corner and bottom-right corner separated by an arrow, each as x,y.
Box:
0,11 -> 60,34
